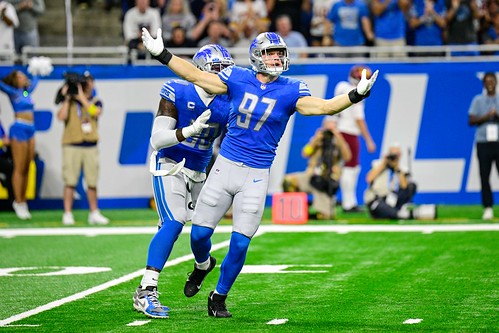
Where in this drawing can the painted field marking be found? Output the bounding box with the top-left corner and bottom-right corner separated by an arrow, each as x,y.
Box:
0,223 -> 497,327
267,318 -> 289,325
1,224 -> 498,238
126,320 -> 151,327
404,318 -> 423,324
240,264 -> 332,274
0,236 -> 237,327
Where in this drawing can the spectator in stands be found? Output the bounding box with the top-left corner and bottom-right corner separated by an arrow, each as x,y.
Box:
408,0 -> 447,56
274,14 -> 308,58
309,0 -> 335,47
363,143 -> 437,220
56,72 -> 110,226
196,19 -> 232,47
267,0 -> 312,39
161,0 -> 197,41
166,26 -> 196,50
0,1 -> 19,59
282,119 -> 351,220
6,0 -> 45,55
230,0 -> 267,25
445,0 -> 481,55
327,65 -> 377,213
327,0 -> 374,56
468,72 -> 499,220
231,16 -> 270,49
371,0 -> 411,57
481,8 -> 499,54
229,0 -> 269,48
187,0 -> 208,18
123,0 -> 161,59
194,0 -> 232,43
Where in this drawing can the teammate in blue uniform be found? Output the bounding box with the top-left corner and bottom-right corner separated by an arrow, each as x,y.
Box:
0,70 -> 40,220
132,44 -> 234,319
142,28 -> 379,317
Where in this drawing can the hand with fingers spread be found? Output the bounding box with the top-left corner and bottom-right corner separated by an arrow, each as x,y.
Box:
141,27 -> 164,56
348,69 -> 380,103
357,69 -> 379,96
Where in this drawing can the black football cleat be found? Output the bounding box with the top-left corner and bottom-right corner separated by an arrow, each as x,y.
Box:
208,291 -> 232,318
184,256 -> 216,297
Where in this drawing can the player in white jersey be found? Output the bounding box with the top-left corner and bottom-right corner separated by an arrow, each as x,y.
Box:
133,44 -> 234,319
142,28 -> 379,317
327,65 -> 377,213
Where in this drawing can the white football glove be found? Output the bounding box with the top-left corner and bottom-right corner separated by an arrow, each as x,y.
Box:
356,69 -> 379,96
182,110 -> 211,138
141,27 -> 164,56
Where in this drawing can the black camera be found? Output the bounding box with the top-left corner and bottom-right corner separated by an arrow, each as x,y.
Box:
386,153 -> 398,162
64,72 -> 87,95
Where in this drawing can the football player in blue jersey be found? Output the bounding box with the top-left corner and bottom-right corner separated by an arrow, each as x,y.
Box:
132,44 -> 234,319
142,28 -> 379,317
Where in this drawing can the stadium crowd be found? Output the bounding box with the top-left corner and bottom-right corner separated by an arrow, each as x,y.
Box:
2,0 -> 499,59
117,0 -> 499,57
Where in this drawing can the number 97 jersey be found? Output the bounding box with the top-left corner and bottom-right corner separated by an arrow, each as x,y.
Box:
218,66 -> 311,169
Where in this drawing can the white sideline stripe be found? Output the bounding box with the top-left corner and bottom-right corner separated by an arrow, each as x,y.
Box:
0,224 -> 498,238
0,238 -> 235,327
126,320 -> 151,326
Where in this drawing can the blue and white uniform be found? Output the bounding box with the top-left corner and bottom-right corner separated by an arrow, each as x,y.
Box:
0,76 -> 39,141
190,66 -> 311,295
148,79 -> 229,270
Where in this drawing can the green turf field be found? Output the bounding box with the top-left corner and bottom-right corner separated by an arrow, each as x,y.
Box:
0,207 -> 497,332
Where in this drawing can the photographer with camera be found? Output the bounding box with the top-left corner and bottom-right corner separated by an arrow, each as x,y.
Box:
56,71 -> 109,225
363,143 -> 436,220
282,119 -> 351,219
468,72 -> 499,220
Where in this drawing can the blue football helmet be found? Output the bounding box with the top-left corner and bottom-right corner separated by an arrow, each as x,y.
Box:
192,44 -> 234,73
249,32 -> 289,76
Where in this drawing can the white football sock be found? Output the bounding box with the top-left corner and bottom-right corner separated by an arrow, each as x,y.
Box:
195,257 -> 211,270
141,269 -> 160,289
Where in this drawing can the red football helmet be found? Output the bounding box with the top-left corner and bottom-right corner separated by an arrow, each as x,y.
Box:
349,65 -> 372,85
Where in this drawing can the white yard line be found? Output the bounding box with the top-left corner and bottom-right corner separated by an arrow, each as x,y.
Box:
0,237 -> 235,327
0,224 -> 498,238
0,223 -> 497,326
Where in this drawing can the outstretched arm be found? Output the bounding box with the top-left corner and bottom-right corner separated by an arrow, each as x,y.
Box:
297,69 -> 379,115
142,28 -> 228,95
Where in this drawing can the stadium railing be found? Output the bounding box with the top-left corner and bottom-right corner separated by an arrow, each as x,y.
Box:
0,45 -> 497,66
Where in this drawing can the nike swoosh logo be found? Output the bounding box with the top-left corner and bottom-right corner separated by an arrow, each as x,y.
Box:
139,298 -> 148,309
253,179 -> 263,183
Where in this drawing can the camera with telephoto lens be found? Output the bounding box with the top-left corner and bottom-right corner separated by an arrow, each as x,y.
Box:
64,72 -> 87,95
386,153 -> 398,162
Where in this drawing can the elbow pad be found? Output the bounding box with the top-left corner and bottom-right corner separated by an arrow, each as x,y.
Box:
150,116 -> 179,150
